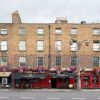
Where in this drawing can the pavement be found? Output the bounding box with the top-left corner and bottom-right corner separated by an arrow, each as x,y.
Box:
0,88 -> 100,92
0,89 -> 100,100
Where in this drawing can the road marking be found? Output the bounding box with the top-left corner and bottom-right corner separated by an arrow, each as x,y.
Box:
20,97 -> 35,99
46,97 -> 61,99
72,98 -> 87,99
97,98 -> 100,99
0,97 -> 8,99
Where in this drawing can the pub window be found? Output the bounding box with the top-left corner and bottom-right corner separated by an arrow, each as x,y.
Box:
83,76 -> 90,86
92,76 -> 98,86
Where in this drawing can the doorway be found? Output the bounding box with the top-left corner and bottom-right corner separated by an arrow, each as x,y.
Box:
51,78 -> 57,88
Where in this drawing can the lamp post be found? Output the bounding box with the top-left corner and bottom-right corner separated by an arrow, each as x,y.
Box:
69,39 -> 90,90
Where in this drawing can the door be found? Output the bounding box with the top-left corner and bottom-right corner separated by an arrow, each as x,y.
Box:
51,78 -> 57,88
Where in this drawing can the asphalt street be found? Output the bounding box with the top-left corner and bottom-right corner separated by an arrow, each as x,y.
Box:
0,89 -> 100,100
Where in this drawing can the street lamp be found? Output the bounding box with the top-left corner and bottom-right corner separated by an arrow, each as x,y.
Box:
69,39 -> 90,90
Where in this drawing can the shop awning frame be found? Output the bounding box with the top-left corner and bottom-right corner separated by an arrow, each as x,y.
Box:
0,72 -> 11,77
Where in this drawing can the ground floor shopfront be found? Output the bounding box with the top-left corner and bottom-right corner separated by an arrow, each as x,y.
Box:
0,72 -> 12,88
80,68 -> 100,89
81,74 -> 100,89
13,73 -> 77,89
2,68 -> 100,89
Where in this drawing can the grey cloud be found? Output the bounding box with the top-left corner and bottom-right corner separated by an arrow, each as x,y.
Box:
0,0 -> 100,23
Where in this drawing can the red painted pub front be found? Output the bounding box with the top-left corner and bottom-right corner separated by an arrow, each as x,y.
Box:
81,68 -> 100,89
13,67 -> 77,89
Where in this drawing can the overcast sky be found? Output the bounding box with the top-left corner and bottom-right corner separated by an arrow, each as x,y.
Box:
0,0 -> 100,23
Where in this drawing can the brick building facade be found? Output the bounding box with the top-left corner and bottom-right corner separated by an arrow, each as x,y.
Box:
0,11 -> 100,69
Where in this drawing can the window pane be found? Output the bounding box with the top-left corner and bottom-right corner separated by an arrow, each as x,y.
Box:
1,41 -> 7,51
55,41 -> 62,51
37,29 -> 44,35
19,57 -> 26,66
71,56 -> 77,66
92,57 -> 99,67
55,28 -> 62,34
93,29 -> 100,35
93,40 -> 99,51
1,57 -> 7,66
19,41 -> 26,51
1,29 -> 7,35
71,42 -> 78,51
71,28 -> 77,34
37,41 -> 44,51
19,28 -> 26,34
56,56 -> 61,66
37,57 -> 43,66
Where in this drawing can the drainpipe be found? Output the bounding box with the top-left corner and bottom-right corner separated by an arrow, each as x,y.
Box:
48,24 -> 51,69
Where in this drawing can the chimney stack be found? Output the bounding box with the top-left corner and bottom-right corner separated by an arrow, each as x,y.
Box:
12,10 -> 22,23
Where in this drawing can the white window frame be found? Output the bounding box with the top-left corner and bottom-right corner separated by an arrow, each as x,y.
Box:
55,41 -> 62,51
1,29 -> 8,35
19,28 -> 26,35
19,41 -> 26,51
19,57 -> 26,67
55,28 -> 62,34
37,57 -> 44,66
71,28 -> 77,34
1,41 -> 7,51
37,28 -> 44,35
93,29 -> 100,35
93,40 -> 100,51
71,41 -> 78,51
37,41 -> 44,51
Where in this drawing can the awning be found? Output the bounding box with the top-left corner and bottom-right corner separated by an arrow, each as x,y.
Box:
0,72 -> 11,77
51,74 -> 68,78
14,73 -> 46,79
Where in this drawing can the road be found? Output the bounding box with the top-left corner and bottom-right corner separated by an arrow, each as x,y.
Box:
0,90 -> 100,100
